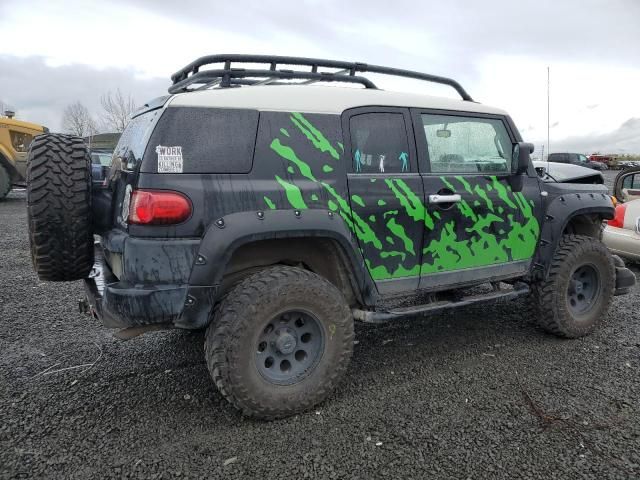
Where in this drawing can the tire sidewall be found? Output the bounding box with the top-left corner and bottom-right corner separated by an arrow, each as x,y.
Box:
220,269 -> 353,414
550,241 -> 614,337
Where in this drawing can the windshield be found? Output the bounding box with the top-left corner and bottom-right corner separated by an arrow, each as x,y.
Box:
91,152 -> 113,166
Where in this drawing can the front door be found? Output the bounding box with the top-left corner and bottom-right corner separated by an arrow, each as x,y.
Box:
413,110 -> 541,290
344,108 -> 425,294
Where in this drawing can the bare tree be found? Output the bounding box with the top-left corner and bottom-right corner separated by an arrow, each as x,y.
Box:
62,102 -> 98,137
100,89 -> 136,132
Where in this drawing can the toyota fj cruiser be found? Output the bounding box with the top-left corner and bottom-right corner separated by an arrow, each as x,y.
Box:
26,55 -> 636,419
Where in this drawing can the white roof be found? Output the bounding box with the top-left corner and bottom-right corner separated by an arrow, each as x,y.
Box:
168,85 -> 508,116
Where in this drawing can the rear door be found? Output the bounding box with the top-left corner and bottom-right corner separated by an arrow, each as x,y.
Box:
344,108 -> 424,294
413,110 -> 541,290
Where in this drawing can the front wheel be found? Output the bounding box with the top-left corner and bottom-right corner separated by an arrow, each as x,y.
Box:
205,266 -> 354,419
530,235 -> 615,338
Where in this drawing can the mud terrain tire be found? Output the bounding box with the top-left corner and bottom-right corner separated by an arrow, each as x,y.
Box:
27,134 -> 93,281
530,234 -> 615,338
205,265 -> 354,419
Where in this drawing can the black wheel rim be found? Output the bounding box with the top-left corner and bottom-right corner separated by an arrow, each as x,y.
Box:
567,264 -> 600,316
255,310 -> 325,385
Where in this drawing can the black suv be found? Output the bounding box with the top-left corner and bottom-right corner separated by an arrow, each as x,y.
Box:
26,55 -> 636,419
548,152 -> 607,170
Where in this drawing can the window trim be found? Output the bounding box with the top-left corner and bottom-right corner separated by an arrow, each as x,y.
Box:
341,106 -> 417,175
410,108 -> 517,176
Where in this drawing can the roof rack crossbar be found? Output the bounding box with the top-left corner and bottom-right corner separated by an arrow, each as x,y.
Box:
169,54 -> 473,101
169,68 -> 377,93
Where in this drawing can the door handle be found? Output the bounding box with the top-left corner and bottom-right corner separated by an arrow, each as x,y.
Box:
429,194 -> 462,204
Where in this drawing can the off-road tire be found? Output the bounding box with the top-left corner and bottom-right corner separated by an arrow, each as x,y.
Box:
613,165 -> 640,202
205,265 -> 354,419
530,234 -> 615,338
27,134 -> 93,281
0,163 -> 10,200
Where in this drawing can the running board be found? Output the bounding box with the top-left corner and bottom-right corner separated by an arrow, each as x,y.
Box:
352,285 -> 529,324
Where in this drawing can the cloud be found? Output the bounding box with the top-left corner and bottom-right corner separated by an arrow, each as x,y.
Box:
541,118 -> 640,154
0,55 -> 165,131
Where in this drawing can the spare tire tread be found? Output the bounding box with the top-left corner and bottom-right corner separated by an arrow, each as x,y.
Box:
27,134 -> 94,281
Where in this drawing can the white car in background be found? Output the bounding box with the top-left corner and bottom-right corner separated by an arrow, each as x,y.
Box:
604,167 -> 640,262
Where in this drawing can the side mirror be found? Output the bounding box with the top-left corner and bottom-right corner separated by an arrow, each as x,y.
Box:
512,142 -> 534,175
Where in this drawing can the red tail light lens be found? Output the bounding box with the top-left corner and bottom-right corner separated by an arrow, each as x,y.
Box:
128,190 -> 192,225
606,204 -> 626,229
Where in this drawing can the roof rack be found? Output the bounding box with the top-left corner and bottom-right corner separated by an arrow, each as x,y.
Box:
168,54 -> 474,101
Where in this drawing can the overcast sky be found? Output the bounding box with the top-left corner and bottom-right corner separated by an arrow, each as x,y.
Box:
1,0 -> 639,154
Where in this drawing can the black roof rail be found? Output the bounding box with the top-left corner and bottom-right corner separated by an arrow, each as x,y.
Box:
168,54 -> 474,101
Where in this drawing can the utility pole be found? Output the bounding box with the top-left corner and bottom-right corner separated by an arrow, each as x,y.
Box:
547,66 -> 550,166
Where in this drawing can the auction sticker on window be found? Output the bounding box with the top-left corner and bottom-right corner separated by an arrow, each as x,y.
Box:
156,145 -> 183,173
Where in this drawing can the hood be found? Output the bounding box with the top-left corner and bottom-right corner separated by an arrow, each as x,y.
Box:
533,161 -> 604,184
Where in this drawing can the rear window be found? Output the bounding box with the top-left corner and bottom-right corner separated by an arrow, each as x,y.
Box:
113,109 -> 162,170
142,107 -> 259,174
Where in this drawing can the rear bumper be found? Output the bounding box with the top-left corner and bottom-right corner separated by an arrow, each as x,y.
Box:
612,254 -> 637,296
84,242 -> 217,329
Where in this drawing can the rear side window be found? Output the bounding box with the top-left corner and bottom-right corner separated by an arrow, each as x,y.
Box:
350,113 -> 412,174
142,107 -> 259,173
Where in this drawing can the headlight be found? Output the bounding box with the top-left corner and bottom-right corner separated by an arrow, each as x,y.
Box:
9,131 -> 33,152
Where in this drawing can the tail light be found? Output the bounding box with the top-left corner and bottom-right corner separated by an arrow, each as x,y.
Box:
128,189 -> 192,225
606,204 -> 626,229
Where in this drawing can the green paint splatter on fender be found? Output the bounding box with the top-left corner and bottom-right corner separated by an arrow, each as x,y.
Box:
280,128 -> 290,137
323,165 -> 334,173
378,199 -> 386,206
311,194 -> 319,201
275,175 -> 307,209
263,196 -> 276,210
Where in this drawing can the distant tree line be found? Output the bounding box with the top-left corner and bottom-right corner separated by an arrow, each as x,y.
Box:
61,89 -> 136,136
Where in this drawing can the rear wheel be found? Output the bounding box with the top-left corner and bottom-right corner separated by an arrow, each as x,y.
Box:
0,163 -> 10,200
530,235 -> 615,338
27,134 -> 94,281
205,266 -> 354,419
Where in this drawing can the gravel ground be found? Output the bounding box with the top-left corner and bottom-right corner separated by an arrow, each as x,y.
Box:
1,188 -> 639,480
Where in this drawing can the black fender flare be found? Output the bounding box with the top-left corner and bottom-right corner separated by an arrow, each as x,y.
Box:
188,209 -> 378,305
531,191 -> 614,279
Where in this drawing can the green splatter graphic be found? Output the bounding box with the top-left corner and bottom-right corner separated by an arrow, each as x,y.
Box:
351,195 -> 365,207
275,175 -> 307,209
290,112 -> 340,160
267,113 -> 540,282
263,196 -> 276,210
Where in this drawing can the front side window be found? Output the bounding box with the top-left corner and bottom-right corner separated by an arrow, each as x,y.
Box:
350,113 -> 411,174
421,114 -> 511,174
577,154 -> 588,163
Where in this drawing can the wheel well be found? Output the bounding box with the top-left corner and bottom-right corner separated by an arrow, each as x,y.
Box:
562,214 -> 603,239
220,238 -> 360,306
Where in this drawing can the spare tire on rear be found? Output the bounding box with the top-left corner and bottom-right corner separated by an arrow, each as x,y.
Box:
27,133 -> 94,281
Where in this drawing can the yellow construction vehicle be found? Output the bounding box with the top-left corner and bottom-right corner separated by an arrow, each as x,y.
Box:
0,110 -> 47,199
